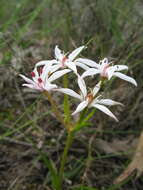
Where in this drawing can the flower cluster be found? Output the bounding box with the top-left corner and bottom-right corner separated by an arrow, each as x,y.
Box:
20,45 -> 137,121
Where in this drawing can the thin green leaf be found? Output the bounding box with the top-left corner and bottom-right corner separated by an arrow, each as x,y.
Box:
16,0 -> 48,40
39,151 -> 61,190
77,107 -> 88,125
2,0 -> 29,32
73,108 -> 96,132
65,157 -> 85,178
73,122 -> 91,133
82,109 -> 96,123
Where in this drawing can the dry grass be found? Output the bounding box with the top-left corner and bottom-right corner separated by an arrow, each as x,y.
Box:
0,0 -> 143,189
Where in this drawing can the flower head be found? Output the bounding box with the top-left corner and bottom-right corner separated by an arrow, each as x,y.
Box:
35,46 -> 90,74
20,65 -> 71,91
54,45 -> 86,73
81,58 -> 137,86
56,76 -> 122,121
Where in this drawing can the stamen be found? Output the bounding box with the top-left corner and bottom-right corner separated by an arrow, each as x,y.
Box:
86,93 -> 94,103
48,71 -> 51,76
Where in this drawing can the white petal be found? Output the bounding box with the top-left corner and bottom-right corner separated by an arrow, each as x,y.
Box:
101,58 -> 109,67
107,67 -> 115,80
41,65 -> 52,80
93,81 -> 101,96
113,72 -> 137,86
22,84 -> 42,91
50,64 -> 61,73
92,104 -> 118,122
55,45 -> 63,60
35,60 -> 56,67
48,69 -> 71,82
44,83 -> 57,91
42,64 -> 61,80
75,61 -> 90,70
19,74 -> 35,85
78,76 -> 87,98
97,99 -> 123,106
112,65 -> 128,71
68,46 -> 85,61
81,68 -> 100,78
76,58 -> 99,68
66,62 -> 77,73
56,88 -> 81,100
22,83 -> 34,88
72,101 -> 88,115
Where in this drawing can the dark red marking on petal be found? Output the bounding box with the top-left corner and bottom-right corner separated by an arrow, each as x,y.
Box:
30,71 -> 35,77
38,78 -> 42,83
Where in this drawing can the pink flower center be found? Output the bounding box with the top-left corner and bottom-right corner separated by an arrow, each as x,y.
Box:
101,64 -> 109,78
61,56 -> 68,66
38,78 -> 43,83
30,72 -> 35,77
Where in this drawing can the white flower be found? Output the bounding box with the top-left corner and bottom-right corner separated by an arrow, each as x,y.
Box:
75,58 -> 99,68
81,58 -> 137,86
20,66 -> 71,91
35,46 -> 89,73
54,45 -> 88,73
56,76 -> 122,121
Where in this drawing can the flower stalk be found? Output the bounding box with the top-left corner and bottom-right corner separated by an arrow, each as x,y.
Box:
59,130 -> 74,189
43,91 -> 65,127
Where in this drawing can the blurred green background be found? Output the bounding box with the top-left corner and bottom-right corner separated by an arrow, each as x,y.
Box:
0,0 -> 143,189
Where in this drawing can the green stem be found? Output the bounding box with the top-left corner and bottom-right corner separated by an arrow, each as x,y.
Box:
78,107 -> 88,124
43,91 -> 65,127
59,131 -> 74,188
